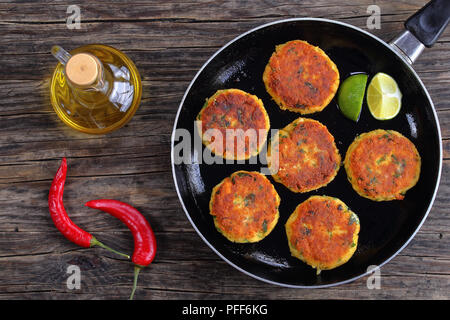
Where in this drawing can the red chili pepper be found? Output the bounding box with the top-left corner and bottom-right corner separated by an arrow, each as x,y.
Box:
85,199 -> 157,300
49,158 -> 130,258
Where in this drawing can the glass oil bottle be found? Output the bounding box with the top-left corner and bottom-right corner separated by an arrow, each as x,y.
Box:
50,44 -> 142,134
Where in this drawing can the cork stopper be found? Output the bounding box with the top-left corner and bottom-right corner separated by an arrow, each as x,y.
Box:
65,53 -> 101,87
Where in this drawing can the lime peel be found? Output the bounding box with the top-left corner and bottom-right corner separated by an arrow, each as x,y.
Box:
337,73 -> 368,122
367,72 -> 402,120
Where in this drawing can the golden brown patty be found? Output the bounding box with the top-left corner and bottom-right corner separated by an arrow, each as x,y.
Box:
344,129 -> 421,201
285,196 -> 360,274
196,89 -> 270,160
268,117 -> 341,193
263,40 -> 340,114
209,171 -> 280,243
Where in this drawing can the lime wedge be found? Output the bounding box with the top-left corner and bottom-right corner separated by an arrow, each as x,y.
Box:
367,72 -> 402,120
337,74 -> 368,122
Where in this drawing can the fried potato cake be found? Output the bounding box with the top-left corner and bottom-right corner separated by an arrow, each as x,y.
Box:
344,129 -> 421,201
209,171 -> 280,243
196,89 -> 270,160
285,196 -> 360,274
268,117 -> 341,193
263,40 -> 340,114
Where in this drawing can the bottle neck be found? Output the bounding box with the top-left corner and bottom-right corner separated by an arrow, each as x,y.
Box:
65,53 -> 108,93
52,46 -> 110,95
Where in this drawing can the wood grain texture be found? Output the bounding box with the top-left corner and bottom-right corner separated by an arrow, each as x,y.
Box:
0,0 -> 449,300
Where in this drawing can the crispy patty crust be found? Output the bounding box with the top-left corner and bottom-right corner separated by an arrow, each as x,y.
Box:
268,117 -> 341,193
344,129 -> 421,201
197,89 -> 270,160
209,171 -> 280,243
263,40 -> 340,114
285,196 -> 360,274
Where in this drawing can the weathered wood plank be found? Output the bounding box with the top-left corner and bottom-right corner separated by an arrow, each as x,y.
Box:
0,230 -> 448,299
0,76 -> 447,149
0,0 -> 448,57
0,161 -> 448,234
0,0 -> 435,24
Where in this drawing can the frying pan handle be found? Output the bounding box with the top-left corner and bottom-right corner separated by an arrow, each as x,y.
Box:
390,0 -> 449,64
405,0 -> 449,48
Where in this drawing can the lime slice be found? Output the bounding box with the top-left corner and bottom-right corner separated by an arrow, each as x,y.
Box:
367,72 -> 402,120
337,74 -> 368,122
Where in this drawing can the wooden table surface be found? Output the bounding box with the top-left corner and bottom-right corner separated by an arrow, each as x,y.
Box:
0,0 -> 448,300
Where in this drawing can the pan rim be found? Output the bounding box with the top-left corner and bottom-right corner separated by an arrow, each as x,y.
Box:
170,17 -> 443,288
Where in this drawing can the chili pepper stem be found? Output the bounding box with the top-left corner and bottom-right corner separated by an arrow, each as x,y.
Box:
129,265 -> 141,300
90,237 -> 130,259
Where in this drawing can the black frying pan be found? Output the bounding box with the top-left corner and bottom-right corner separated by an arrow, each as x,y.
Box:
171,0 -> 448,287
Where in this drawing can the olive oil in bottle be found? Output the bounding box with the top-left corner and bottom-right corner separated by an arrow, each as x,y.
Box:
50,44 -> 142,134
